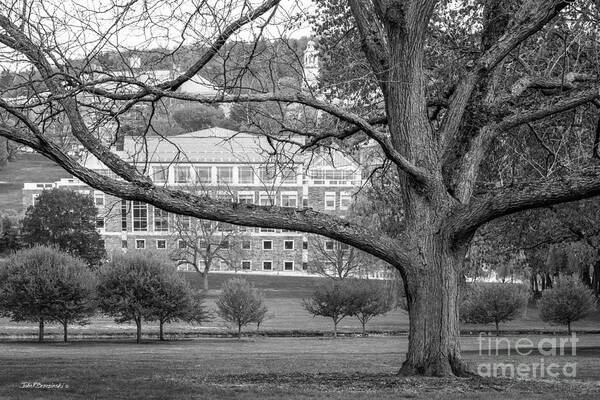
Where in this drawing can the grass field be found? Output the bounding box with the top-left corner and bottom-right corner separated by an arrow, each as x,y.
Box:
0,336 -> 599,399
0,153 -> 71,212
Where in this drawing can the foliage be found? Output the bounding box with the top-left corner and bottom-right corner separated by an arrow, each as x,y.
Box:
303,280 -> 353,337
146,269 -> 209,341
538,275 -> 597,334
460,283 -> 528,336
345,279 -> 394,336
21,188 -> 105,267
0,245 -> 96,342
97,251 -> 170,343
0,212 -> 21,254
215,277 -> 268,338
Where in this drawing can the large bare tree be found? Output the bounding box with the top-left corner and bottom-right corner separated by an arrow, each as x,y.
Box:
1,0 -> 600,376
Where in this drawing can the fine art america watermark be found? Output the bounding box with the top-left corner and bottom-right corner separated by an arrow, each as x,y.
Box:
20,382 -> 69,390
477,334 -> 579,378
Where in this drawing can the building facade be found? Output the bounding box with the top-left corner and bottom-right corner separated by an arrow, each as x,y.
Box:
23,127 -> 366,274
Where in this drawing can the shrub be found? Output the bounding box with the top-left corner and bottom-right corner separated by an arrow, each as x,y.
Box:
0,246 -> 96,342
346,279 -> 394,336
538,276 -> 596,334
98,251 -> 201,343
460,283 -> 528,336
303,280 -> 353,338
215,277 -> 268,339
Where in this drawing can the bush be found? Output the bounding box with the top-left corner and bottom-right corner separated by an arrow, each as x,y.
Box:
303,280 -> 353,338
538,276 -> 596,334
346,279 -> 393,336
460,283 -> 527,336
0,246 -> 97,342
215,277 -> 268,339
98,251 -> 201,343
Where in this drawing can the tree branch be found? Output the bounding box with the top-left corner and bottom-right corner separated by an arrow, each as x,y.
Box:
449,167 -> 600,243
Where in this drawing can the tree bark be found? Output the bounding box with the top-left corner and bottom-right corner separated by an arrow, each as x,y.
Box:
203,272 -> 209,292
495,320 -> 500,337
63,322 -> 68,343
361,320 -> 366,337
135,316 -> 142,344
333,320 -> 338,338
38,318 -> 44,343
399,241 -> 470,377
237,322 -> 242,339
568,321 -> 572,336
159,320 -> 164,341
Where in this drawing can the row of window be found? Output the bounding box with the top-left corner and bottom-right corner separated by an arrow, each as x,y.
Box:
152,165 -> 298,185
125,238 -> 308,251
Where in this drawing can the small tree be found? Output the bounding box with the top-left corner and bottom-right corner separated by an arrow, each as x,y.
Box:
346,279 -> 394,336
147,272 -> 209,341
21,189 -> 105,267
97,251 -> 166,343
303,280 -> 353,338
0,246 -> 96,342
215,278 -> 268,339
460,283 -> 528,336
539,276 -> 596,335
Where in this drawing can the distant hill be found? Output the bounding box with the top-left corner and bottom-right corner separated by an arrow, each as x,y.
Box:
0,153 -> 72,213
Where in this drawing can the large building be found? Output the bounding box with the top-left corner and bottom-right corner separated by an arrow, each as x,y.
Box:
22,126 -> 365,274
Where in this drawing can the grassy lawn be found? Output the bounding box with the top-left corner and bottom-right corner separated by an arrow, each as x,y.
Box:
0,153 -> 71,212
0,336 -> 599,399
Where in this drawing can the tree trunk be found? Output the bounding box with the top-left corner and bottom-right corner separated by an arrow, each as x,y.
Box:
333,320 -> 338,338
399,242 -> 469,377
159,320 -> 164,341
495,320 -> 500,337
135,316 -> 142,343
237,322 -> 242,339
63,322 -> 68,343
361,320 -> 366,337
38,318 -> 44,343
203,272 -> 209,292
567,321 -> 572,336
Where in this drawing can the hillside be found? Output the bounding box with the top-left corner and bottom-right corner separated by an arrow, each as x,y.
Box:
0,153 -> 72,213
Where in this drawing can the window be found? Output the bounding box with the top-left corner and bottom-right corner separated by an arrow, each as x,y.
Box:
242,240 -> 251,250
174,166 -> 191,183
216,166 -> 233,184
32,193 -> 39,206
259,192 -> 275,206
217,222 -> 234,232
302,262 -> 308,270
260,227 -> 275,233
302,197 -> 309,208
94,193 -> 105,207
281,193 -> 298,208
284,261 -> 294,271
178,239 -> 186,249
325,241 -> 335,251
263,240 -> 273,250
156,239 -> 167,249
310,169 -> 356,184
195,166 -> 212,184
132,201 -> 148,231
121,200 -> 128,231
281,168 -> 297,184
219,240 -> 230,249
176,215 -> 191,230
121,240 -> 128,249
238,167 -> 254,184
340,243 -> 350,250
237,192 -> 255,204
340,192 -> 352,210
241,260 -> 251,270
284,240 -> 294,250
263,261 -> 273,270
154,208 -> 169,232
95,218 -> 105,229
152,166 -> 168,183
324,192 -> 336,210
302,241 -> 308,250
135,239 -> 145,249
258,166 -> 276,183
